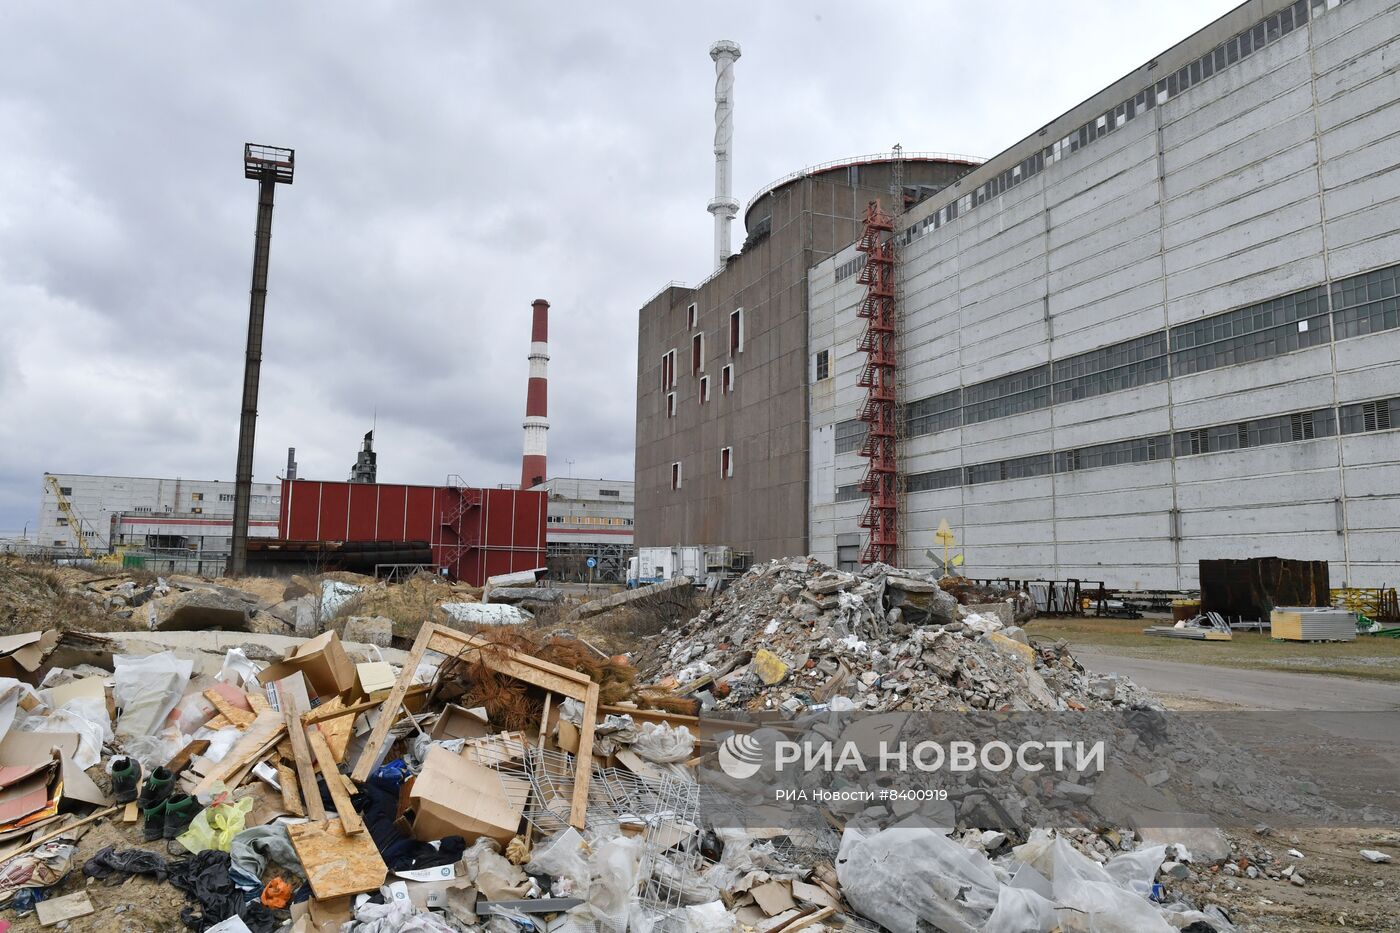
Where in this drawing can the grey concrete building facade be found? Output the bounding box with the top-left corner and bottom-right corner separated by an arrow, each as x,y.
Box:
39,473 -> 281,552
810,0 -> 1400,589
636,157 -> 978,560
535,477 -> 635,582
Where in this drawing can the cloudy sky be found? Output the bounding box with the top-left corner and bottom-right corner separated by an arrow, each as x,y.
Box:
0,0 -> 1238,534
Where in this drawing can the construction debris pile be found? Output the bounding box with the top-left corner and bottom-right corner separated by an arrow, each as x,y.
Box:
638,557 -> 1155,715
0,557 -> 1387,932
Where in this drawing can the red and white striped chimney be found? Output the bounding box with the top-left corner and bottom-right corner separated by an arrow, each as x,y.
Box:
520,298 -> 550,489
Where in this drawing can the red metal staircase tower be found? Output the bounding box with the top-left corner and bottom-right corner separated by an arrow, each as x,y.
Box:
855,201 -> 899,565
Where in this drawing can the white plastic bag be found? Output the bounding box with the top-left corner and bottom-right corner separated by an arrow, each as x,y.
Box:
629,722 -> 696,763
1051,838 -> 1173,933
836,822 -> 1000,933
18,698 -> 110,770
681,901 -> 736,933
526,828 -> 591,894
114,652 -> 192,740
587,834 -> 644,933
984,886 -> 1059,933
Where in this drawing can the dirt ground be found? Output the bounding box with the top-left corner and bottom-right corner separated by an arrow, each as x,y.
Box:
6,817 -> 197,933
1029,616 -> 1400,683
1173,825 -> 1399,932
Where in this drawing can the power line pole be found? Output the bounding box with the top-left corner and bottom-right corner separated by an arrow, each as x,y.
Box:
228,144 -> 294,576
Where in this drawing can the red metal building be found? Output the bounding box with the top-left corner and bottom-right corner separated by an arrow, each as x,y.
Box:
277,479 -> 546,585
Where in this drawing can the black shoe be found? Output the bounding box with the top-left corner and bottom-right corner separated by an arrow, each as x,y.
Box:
163,793 -> 198,840
137,767 -> 174,808
141,800 -> 167,842
111,757 -> 141,805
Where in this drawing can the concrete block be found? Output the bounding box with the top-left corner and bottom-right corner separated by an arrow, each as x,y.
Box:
342,615 -> 393,648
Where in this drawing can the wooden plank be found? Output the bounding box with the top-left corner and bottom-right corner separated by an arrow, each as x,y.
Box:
599,704 -> 700,729
122,801 -> 139,823
204,714 -> 232,731
204,689 -> 256,727
276,761 -> 305,817
570,682 -> 599,831
350,622 -> 435,782
287,818 -> 386,900
0,806 -> 119,864
286,705 -> 327,822
315,697 -> 354,762
193,710 -> 285,796
301,685 -> 429,727
425,629 -> 591,698
163,739 -> 210,775
246,689 -> 271,713
307,728 -> 364,835
36,890 -> 94,926
772,906 -> 836,933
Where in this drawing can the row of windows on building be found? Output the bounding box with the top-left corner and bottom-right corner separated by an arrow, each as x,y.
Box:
668,447 -> 735,490
661,308 -> 746,417
890,0 -> 1340,251
834,395 -> 1394,501
545,515 -> 634,526
831,261 -> 1400,451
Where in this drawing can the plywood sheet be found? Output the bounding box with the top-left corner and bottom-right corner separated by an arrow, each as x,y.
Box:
288,818 -> 386,900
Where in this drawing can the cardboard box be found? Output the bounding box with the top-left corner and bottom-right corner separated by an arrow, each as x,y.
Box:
431,705 -> 492,742
406,746 -> 528,845
0,632 -> 59,685
258,631 -> 355,699
0,731 -> 109,807
356,662 -> 396,700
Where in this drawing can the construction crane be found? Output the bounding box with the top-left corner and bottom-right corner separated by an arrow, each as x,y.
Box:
42,476 -> 126,568
44,475 -> 95,557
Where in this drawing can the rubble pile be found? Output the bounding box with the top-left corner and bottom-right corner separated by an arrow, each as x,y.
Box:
0,557 -> 1387,932
642,557 -> 1156,715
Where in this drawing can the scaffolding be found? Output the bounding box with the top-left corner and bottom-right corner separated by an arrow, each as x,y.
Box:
855,201 -> 899,565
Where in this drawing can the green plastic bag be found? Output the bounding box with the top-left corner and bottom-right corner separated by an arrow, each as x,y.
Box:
176,795 -> 255,853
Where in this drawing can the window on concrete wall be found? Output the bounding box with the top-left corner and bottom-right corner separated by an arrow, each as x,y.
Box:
58,486 -> 72,497
56,517 -> 68,526
814,349 -> 830,382
671,462 -> 682,490
1170,286 -> 1330,376
1340,398 -> 1395,434
660,349 -> 677,390
904,388 -> 962,436
835,419 -> 867,454
687,303 -> 698,328
692,332 -> 704,375
191,493 -> 203,501
599,489 -> 620,497
720,447 -> 732,478
666,393 -> 676,418
1331,263 -> 1400,339
722,364 -> 734,394
699,375 -> 710,404
729,309 -> 744,356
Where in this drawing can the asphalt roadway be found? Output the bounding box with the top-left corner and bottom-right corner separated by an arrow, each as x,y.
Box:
1071,647 -> 1400,711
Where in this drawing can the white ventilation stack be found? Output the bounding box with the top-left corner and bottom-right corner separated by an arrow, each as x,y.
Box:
707,40 -> 741,271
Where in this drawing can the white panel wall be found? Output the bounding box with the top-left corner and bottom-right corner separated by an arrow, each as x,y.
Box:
810,0 -> 1400,589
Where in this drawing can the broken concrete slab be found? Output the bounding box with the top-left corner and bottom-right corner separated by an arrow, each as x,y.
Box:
342,616 -> 393,648
147,589 -> 252,632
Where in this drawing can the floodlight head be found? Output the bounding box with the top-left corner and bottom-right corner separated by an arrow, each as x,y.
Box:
244,143 -> 295,184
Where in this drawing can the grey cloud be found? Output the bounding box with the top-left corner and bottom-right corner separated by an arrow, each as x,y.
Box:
0,0 -> 1236,532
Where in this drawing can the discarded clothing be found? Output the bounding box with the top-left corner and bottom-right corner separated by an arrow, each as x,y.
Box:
166,849 -> 279,933
228,824 -> 300,894
83,845 -> 172,885
358,769 -> 466,869
0,842 -> 76,906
